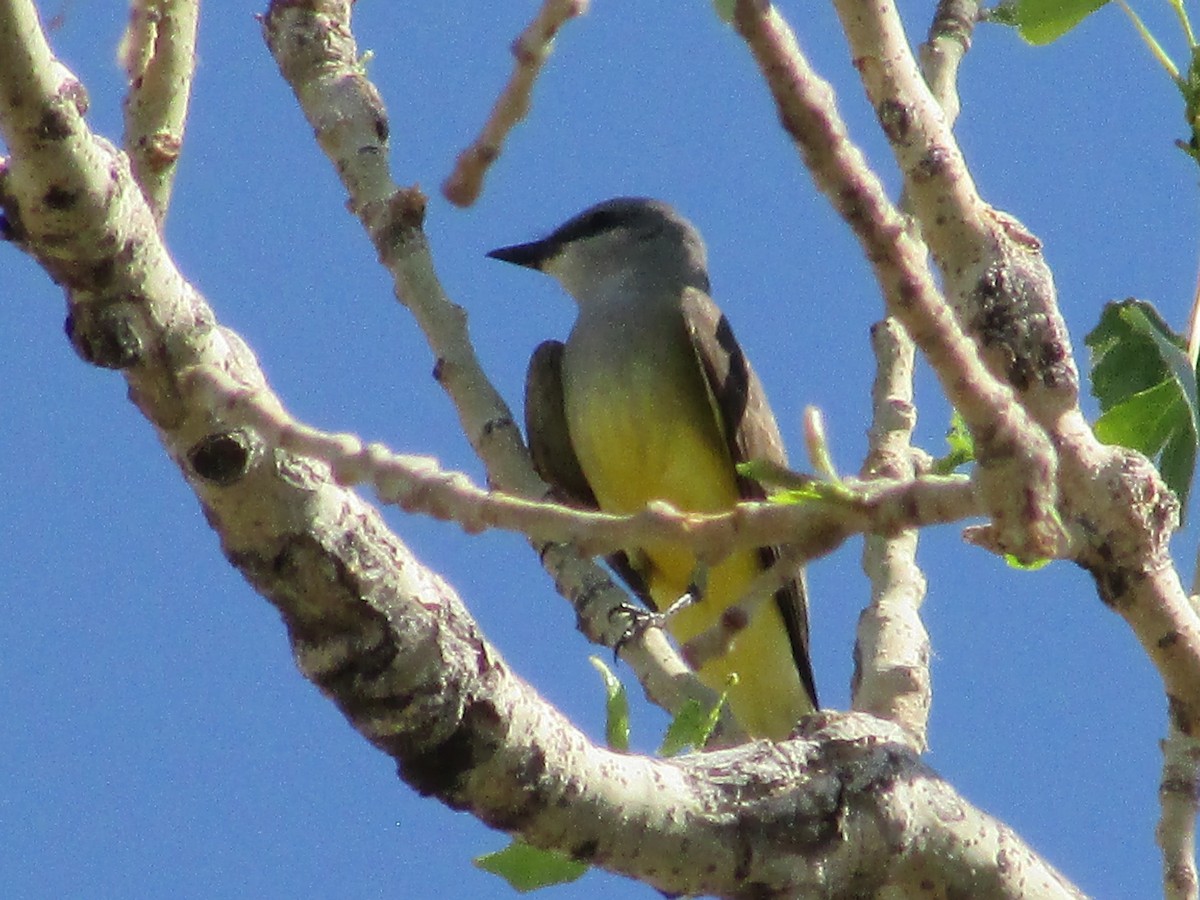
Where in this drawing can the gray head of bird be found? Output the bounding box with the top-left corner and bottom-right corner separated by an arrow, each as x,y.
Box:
487,197 -> 711,304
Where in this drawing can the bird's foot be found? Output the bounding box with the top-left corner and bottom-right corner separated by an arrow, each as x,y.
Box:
611,582 -> 703,659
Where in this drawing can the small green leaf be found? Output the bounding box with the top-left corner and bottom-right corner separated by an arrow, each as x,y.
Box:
737,459 -> 833,504
475,842 -> 588,892
736,458 -> 814,491
1003,553 -> 1052,571
1086,298 -> 1199,511
659,694 -> 724,756
932,410 -> 975,475
659,676 -> 734,755
764,484 -> 825,504
738,459 -> 858,506
588,657 -> 630,752
1180,48 -> 1200,162
945,410 -> 975,460
1008,0 -> 1111,45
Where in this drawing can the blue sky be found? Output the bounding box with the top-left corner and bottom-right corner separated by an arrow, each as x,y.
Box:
2,1 -> 1196,897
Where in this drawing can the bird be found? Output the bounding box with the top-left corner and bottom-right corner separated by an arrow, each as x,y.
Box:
488,198 -> 817,740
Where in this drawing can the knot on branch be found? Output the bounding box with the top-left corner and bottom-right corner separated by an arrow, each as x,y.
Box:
962,213 -> 1079,409
189,429 -> 256,485
367,186 -> 428,268
64,298 -> 146,369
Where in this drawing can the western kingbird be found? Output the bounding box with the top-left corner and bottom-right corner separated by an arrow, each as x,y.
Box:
488,198 -> 817,740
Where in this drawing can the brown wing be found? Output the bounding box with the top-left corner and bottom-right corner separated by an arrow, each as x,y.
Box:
524,340 -> 652,603
679,289 -> 819,710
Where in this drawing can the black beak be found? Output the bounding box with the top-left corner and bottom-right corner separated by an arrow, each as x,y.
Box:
486,238 -> 557,270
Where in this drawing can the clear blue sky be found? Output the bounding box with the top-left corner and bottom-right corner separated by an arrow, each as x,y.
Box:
2,1 -> 1195,897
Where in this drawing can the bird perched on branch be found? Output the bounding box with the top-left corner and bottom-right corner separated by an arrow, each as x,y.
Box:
489,198 -> 817,740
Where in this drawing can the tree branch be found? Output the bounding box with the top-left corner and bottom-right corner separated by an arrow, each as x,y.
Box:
826,0 -> 1200,745
731,0 -> 1066,565
853,318 -> 930,744
1158,728 -> 1200,900
843,0 -> 982,749
188,364 -> 980,559
918,0 -> 978,127
442,0 -> 589,207
832,0 -> 1077,424
119,0 -> 198,224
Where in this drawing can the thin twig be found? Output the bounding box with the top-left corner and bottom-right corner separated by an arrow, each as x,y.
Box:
1157,728 -> 1200,900
442,0 -> 588,207
120,0 -> 198,224
186,364 -> 980,560
918,0 -> 979,128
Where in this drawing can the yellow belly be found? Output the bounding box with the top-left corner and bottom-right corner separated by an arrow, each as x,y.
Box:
563,352 -> 807,739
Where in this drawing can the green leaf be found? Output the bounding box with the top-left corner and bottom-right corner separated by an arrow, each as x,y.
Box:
1003,553 -> 1052,570
1086,298 -> 1199,510
659,695 -> 722,756
736,458 -> 814,491
932,410 -> 976,474
945,409 -> 975,461
737,459 -> 858,507
588,657 -> 630,752
1159,422 -> 1198,510
1008,0 -> 1111,45
988,2 -> 1020,26
1093,380 -> 1181,453
475,842 -> 588,892
1088,301 -> 1187,403
737,459 -> 830,504
763,484 -> 826,504
659,676 -> 733,756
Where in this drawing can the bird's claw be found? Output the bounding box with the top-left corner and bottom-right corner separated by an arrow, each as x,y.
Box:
609,586 -> 702,660
611,603 -> 670,660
